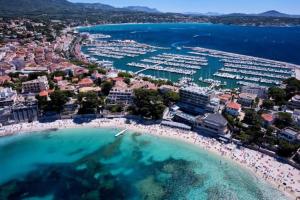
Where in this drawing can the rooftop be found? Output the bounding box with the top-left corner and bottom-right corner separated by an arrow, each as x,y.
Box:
204,113 -> 228,126
261,113 -> 274,122
239,92 -> 257,100
180,86 -> 213,96
226,101 -> 241,110
78,78 -> 93,85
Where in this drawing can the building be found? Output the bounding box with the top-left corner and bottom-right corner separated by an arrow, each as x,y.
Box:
62,98 -> 78,115
261,113 -> 274,127
195,113 -> 229,136
279,128 -> 300,143
238,93 -> 257,107
218,93 -> 232,105
161,120 -> 191,130
288,95 -> 300,110
0,107 -> 12,125
79,86 -> 101,94
78,78 -> 94,88
173,112 -> 197,126
159,85 -> 179,94
130,80 -> 157,90
12,96 -> 38,123
107,81 -> 133,105
241,85 -> 268,99
22,76 -> 49,93
0,87 -> 17,107
226,101 -> 241,117
178,86 -> 219,114
292,109 -> 300,127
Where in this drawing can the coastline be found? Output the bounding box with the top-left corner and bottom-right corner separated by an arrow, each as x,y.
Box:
0,118 -> 299,200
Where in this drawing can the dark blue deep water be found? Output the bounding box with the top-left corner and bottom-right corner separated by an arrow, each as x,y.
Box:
80,23 -> 300,65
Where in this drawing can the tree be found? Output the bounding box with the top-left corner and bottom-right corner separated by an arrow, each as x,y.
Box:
131,89 -> 166,120
161,91 -> 180,106
36,95 -> 49,112
274,112 -> 293,129
118,72 -> 133,78
268,87 -> 286,105
107,104 -> 123,113
101,81 -> 113,96
277,140 -> 299,157
243,109 -> 260,125
261,99 -> 275,110
51,71 -> 66,78
77,92 -> 100,114
49,90 -> 69,112
245,125 -> 263,145
124,77 -> 131,85
36,90 -> 69,113
284,77 -> 300,99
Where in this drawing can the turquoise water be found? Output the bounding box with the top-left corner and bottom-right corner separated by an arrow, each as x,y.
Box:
79,23 -> 300,87
0,128 -> 288,199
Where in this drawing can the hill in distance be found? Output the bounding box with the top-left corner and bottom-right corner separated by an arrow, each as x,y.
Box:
123,6 -> 160,13
225,10 -> 300,18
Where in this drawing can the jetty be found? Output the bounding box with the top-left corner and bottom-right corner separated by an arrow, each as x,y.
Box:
115,128 -> 128,137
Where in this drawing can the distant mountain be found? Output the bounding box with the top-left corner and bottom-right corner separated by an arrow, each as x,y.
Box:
0,0 -> 123,16
184,12 -> 223,16
123,6 -> 160,13
0,0 -> 74,12
258,10 -> 290,17
224,10 -> 300,18
76,3 -> 116,11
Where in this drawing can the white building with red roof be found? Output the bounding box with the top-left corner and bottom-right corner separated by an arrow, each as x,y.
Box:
226,101 -> 241,117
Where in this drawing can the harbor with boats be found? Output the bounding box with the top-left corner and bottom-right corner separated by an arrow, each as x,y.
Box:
80,32 -> 300,88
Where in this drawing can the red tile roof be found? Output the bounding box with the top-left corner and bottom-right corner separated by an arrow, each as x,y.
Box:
226,101 -> 241,110
0,75 -> 11,84
261,114 -> 274,122
39,90 -> 48,97
78,78 -> 93,86
112,77 -> 124,82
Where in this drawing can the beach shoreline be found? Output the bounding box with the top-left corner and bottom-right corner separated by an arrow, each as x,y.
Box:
1,118 -> 299,200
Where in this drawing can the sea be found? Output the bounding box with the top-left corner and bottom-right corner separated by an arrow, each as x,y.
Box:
0,128 -> 288,200
79,23 -> 300,88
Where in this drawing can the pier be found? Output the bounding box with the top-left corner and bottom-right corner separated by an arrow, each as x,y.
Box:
134,68 -> 148,75
115,128 -> 128,137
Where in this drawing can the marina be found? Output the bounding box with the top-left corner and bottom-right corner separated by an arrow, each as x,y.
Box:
84,39 -> 159,60
80,25 -> 300,88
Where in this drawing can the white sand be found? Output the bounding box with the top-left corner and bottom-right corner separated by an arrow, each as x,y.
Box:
1,118 -> 300,199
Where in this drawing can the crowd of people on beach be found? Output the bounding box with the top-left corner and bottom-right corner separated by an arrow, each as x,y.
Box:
0,117 -> 300,199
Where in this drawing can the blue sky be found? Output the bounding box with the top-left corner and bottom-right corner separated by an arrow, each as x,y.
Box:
70,0 -> 300,14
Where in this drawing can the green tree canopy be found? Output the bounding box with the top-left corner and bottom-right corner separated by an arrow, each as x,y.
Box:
261,99 -> 275,110
161,91 -> 180,106
101,81 -> 114,96
131,89 -> 166,120
268,87 -> 286,105
49,90 -> 69,112
118,72 -> 133,78
77,92 -> 100,114
274,112 -> 293,129
243,109 -> 261,125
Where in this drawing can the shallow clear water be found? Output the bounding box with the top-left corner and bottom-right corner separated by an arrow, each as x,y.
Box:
0,128 -> 288,200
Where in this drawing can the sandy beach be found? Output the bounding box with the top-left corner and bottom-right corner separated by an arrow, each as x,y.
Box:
1,118 -> 300,200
